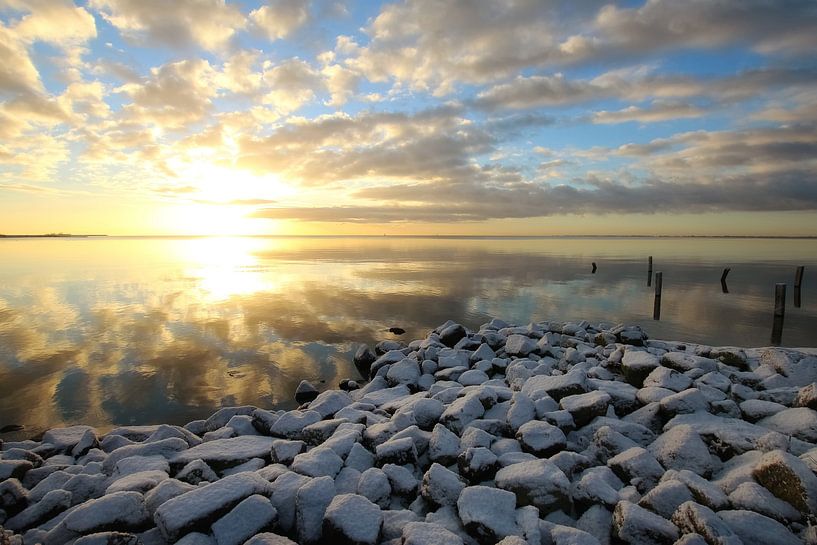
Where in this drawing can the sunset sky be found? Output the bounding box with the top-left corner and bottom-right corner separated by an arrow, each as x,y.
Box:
1,0 -> 816,236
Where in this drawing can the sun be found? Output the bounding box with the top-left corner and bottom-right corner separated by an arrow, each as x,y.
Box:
160,162 -> 295,236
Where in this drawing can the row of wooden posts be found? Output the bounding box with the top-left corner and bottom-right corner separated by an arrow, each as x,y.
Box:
591,258 -> 806,346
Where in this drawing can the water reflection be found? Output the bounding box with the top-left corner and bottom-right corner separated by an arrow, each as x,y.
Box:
1,236 -> 815,437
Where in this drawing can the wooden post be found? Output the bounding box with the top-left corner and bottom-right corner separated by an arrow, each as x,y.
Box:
795,266 -> 805,288
653,271 -> 663,320
721,267 -> 730,294
771,283 -> 785,345
774,283 -> 786,317
591,262 -> 597,274
647,256 -> 653,287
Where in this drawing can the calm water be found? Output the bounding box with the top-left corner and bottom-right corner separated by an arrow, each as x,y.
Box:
1,236 -> 815,437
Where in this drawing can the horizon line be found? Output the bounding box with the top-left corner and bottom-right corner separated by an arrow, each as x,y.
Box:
3,234 -> 817,240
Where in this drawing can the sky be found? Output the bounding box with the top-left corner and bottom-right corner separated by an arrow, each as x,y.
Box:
1,0 -> 816,236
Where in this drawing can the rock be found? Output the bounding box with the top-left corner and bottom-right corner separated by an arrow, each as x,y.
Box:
516,420 -> 566,457
101,438 -> 188,474
505,334 -> 537,357
550,524 -> 602,545
507,392 -> 537,432
560,391 -> 611,427
457,447 -> 499,482
607,447 -> 664,493
269,410 -> 322,439
440,393 -> 486,434
323,494 -> 383,545
621,351 -> 660,387
6,489 -> 72,532
308,390 -> 353,418
757,407 -> 817,442
662,470 -> 728,511
270,439 -> 306,466
709,347 -> 748,369
495,459 -> 570,514
571,466 -> 622,508
204,407 -> 256,432
638,480 -> 694,519
739,400 -> 786,423
46,491 -> 149,545
175,533 -> 215,545
144,479 -> 195,514
0,460 -> 32,481
717,510 -> 801,545
73,533 -> 140,545
521,370 -> 588,401
291,446 -> 344,478
752,449 -> 817,513
421,463 -> 466,507
106,469 -> 168,494
457,486 -> 519,543
727,482 -> 801,523
0,478 -> 28,511
795,383 -> 817,409
649,425 -> 717,478
270,471 -> 311,533
295,381 -> 319,404
612,500 -> 679,545
212,494 -> 277,545
386,359 -> 421,388
440,324 -> 467,347
428,424 -> 460,465
402,522 -> 464,545
42,426 -> 96,453
458,369 -> 490,386
357,468 -> 390,508
670,501 -> 742,545
659,389 -> 708,417
154,472 -> 271,542
354,345 -> 377,377
375,436 -> 418,465
296,476 -> 335,545
170,436 -> 274,470
244,534 -> 297,545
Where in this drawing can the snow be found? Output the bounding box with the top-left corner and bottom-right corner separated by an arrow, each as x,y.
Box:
495,459 -> 570,514
211,494 -> 277,545
290,446 -> 344,478
170,436 -> 274,470
649,425 -> 718,478
323,494 -> 383,545
457,486 -> 519,542
612,500 -> 679,545
295,476 -> 335,545
516,420 -> 566,456
153,472 -> 271,541
670,501 -> 742,545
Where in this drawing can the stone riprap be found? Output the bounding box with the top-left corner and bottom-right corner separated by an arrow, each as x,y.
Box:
2,318 -> 817,545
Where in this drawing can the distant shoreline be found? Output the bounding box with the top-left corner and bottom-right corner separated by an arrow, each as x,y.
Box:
2,234 -> 815,240
0,234 -> 108,238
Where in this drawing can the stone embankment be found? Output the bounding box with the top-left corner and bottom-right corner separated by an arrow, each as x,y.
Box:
2,318 -> 817,545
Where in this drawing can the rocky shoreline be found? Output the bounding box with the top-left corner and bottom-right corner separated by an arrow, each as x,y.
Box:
2,318 -> 817,545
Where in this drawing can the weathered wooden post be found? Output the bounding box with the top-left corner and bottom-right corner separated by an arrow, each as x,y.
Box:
721,267 -> 730,294
771,283 -> 786,345
592,262 -> 597,274
653,271 -> 663,320
647,256 -> 653,287
795,266 -> 804,308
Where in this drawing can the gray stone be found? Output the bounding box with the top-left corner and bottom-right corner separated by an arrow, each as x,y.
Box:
323,494 -> 383,545
612,500 -> 679,545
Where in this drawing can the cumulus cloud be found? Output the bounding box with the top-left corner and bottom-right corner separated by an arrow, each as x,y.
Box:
249,0 -> 309,41
89,0 -> 245,52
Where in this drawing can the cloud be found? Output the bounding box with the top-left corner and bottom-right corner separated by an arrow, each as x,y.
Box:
261,58 -> 322,114
237,106 -> 498,186
89,0 -> 245,52
249,0 -> 309,41
116,58 -> 218,128
339,0 -> 817,95
592,102 -> 707,124
0,22 -> 42,93
7,0 -> 96,47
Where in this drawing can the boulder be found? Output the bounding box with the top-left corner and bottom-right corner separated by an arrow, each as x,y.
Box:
457,486 -> 519,543
323,494 -> 383,545
612,500 -> 679,545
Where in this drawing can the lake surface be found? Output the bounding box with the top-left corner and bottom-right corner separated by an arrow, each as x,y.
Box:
1,236 -> 815,437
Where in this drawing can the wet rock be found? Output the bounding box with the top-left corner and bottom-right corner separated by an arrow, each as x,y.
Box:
353,345 -> 377,378
294,381 -> 319,404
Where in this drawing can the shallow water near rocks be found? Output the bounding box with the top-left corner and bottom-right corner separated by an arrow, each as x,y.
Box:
1,235 -> 815,435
